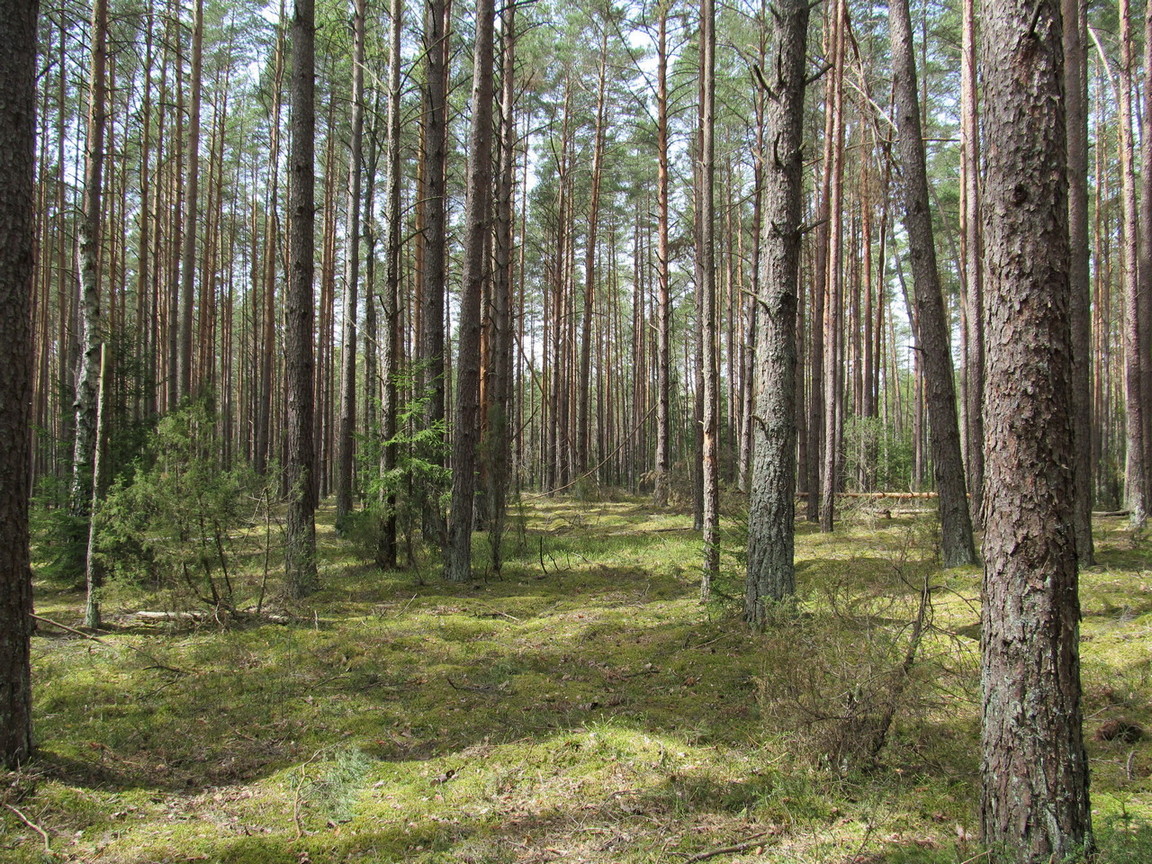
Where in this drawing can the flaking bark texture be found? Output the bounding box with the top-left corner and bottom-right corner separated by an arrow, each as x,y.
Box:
980,3 -> 1092,859
890,0 -> 976,568
745,0 -> 809,625
285,0 -> 318,597
0,0 -> 38,768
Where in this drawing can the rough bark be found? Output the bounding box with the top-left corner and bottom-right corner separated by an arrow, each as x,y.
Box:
444,0 -> 496,582
418,0 -> 451,542
745,0 -> 809,626
378,0 -> 402,569
0,0 -> 38,769
285,0 -> 318,597
889,0 -> 977,566
980,3 -> 1093,858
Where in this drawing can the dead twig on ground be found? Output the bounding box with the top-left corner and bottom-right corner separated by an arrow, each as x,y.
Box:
683,831 -> 771,862
4,803 -> 51,853
31,614 -> 188,676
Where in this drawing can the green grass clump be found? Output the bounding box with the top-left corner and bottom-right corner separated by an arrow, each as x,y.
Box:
4,500 -> 1152,862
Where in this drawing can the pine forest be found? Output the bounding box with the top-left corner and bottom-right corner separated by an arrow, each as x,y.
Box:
2,0 -> 1152,861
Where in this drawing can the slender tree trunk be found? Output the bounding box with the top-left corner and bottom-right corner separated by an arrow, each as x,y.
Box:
745,0 -> 809,626
285,0 -> 318,597
653,6 -> 672,506
336,0 -> 367,529
0,0 -> 39,768
418,0 -> 451,543
577,27 -> 608,481
1117,0 -> 1145,526
444,0 -> 496,582
84,344 -> 108,629
819,0 -> 846,533
980,4 -> 1092,859
700,0 -> 719,598
68,0 -> 109,583
378,0 -> 402,569
960,0 -> 984,528
486,3 -> 517,573
177,0 -> 204,403
890,0 -> 977,566
1066,0 -> 1093,563
254,0 -> 286,475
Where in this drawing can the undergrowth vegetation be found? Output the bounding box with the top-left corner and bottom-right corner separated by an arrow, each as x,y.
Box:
4,499 -> 1152,862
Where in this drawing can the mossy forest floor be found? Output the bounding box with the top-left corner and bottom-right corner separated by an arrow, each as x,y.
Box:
6,498 -> 1152,862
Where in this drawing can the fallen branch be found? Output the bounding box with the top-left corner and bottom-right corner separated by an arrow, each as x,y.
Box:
31,614 -> 188,677
133,610 -> 296,624
683,832 -> 771,862
4,803 -> 51,853
446,677 -> 511,694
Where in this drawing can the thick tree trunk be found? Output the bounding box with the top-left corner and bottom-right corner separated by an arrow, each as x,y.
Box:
335,0 -> 367,529
285,0 -> 318,597
980,3 -> 1092,858
745,0 -> 809,626
444,0 -> 496,582
889,0 -> 976,566
0,0 -> 38,768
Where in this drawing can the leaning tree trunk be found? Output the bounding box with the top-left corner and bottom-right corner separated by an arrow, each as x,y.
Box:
0,0 -> 39,769
745,0 -> 810,626
980,2 -> 1093,859
284,0 -> 318,597
444,0 -> 496,583
889,0 -> 976,567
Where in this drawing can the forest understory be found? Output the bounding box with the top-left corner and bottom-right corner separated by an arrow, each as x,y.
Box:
4,498 -> 1152,864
